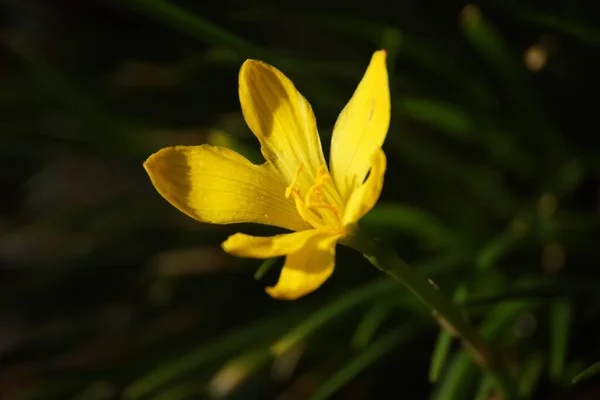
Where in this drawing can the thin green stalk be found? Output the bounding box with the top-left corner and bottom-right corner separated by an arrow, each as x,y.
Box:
344,229 -> 518,399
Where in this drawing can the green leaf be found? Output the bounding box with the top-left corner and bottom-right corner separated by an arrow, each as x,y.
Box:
473,374 -> 495,400
124,313 -> 295,399
117,0 -> 263,58
351,301 -> 394,349
459,4 -> 564,157
362,203 -> 456,249
549,298 -> 572,381
431,301 -> 532,400
476,217 -> 529,271
309,327 -> 418,400
519,353 -> 544,397
206,347 -> 272,398
398,98 -> 474,139
516,11 -> 600,46
572,361 -> 600,384
272,278 -> 397,355
429,285 -> 468,383
431,351 -> 477,400
5,38 -> 141,154
254,257 -> 278,280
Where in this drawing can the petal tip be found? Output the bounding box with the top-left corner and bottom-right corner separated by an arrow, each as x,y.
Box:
265,286 -> 300,301
374,49 -> 387,58
240,58 -> 272,78
371,50 -> 388,68
221,233 -> 244,254
142,149 -> 163,178
143,147 -> 179,179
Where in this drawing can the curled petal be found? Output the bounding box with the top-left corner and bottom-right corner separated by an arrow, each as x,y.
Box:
343,149 -> 387,226
266,232 -> 341,300
222,230 -> 318,258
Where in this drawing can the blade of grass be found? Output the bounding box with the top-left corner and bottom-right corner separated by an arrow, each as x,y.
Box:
349,232 -> 520,399
572,361 -> 600,384
474,374 -> 495,400
116,0 -> 263,58
254,257 -> 278,280
476,216 -> 529,271
151,383 -> 203,400
207,347 -> 272,399
361,202 -> 458,249
273,256 -> 462,356
516,11 -> 600,46
431,351 -> 477,400
116,0 -> 336,74
460,4 -> 564,158
398,98 -> 475,139
309,327 -> 420,400
4,37 -> 141,154
519,353 -> 544,398
431,301 -> 531,400
429,285 -> 468,383
549,298 -> 571,381
124,312 -> 297,399
271,278 -> 398,355
351,301 -> 394,349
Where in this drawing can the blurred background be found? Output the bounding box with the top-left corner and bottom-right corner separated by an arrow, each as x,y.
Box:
2,0 -> 600,399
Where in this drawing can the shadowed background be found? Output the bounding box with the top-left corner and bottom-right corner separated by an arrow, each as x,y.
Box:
1,0 -> 600,399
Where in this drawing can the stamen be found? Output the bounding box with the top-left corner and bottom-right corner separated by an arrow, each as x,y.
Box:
285,163 -> 344,233
304,165 -> 330,206
292,190 -> 329,229
304,183 -> 320,207
285,163 -> 304,199
309,202 -> 339,214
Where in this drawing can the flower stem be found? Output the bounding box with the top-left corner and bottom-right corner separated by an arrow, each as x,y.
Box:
345,231 -> 519,399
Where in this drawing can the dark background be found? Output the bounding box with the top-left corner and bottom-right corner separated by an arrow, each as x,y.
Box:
1,0 -> 600,399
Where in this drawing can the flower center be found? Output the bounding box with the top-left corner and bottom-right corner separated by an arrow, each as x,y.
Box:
285,163 -> 344,233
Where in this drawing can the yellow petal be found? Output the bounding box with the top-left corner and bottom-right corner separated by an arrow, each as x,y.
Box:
329,50 -> 390,203
266,232 -> 340,300
343,149 -> 387,226
239,59 -> 327,194
222,230 -> 318,258
144,145 -> 309,232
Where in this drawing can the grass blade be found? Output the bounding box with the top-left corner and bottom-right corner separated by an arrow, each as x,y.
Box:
351,301 -> 394,349
272,278 -> 397,355
572,361 -> 600,384
549,298 -> 572,381
125,313 -> 295,399
429,285 -> 468,383
309,327 -> 419,400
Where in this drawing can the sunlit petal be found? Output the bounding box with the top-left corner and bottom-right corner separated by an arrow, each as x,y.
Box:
330,50 -> 390,203
144,145 -> 309,232
239,59 -> 329,196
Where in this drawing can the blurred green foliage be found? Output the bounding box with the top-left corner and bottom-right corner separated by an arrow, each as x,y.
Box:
1,0 -> 600,399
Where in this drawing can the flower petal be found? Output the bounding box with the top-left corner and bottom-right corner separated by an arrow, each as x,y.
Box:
239,59 -> 327,194
343,149 -> 387,226
329,50 -> 390,203
144,145 -> 308,232
222,230 -> 318,258
266,232 -> 340,300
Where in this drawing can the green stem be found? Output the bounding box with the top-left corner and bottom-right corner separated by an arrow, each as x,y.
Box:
344,229 -> 518,399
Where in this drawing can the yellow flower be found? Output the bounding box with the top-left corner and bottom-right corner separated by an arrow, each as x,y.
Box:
144,50 -> 390,300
